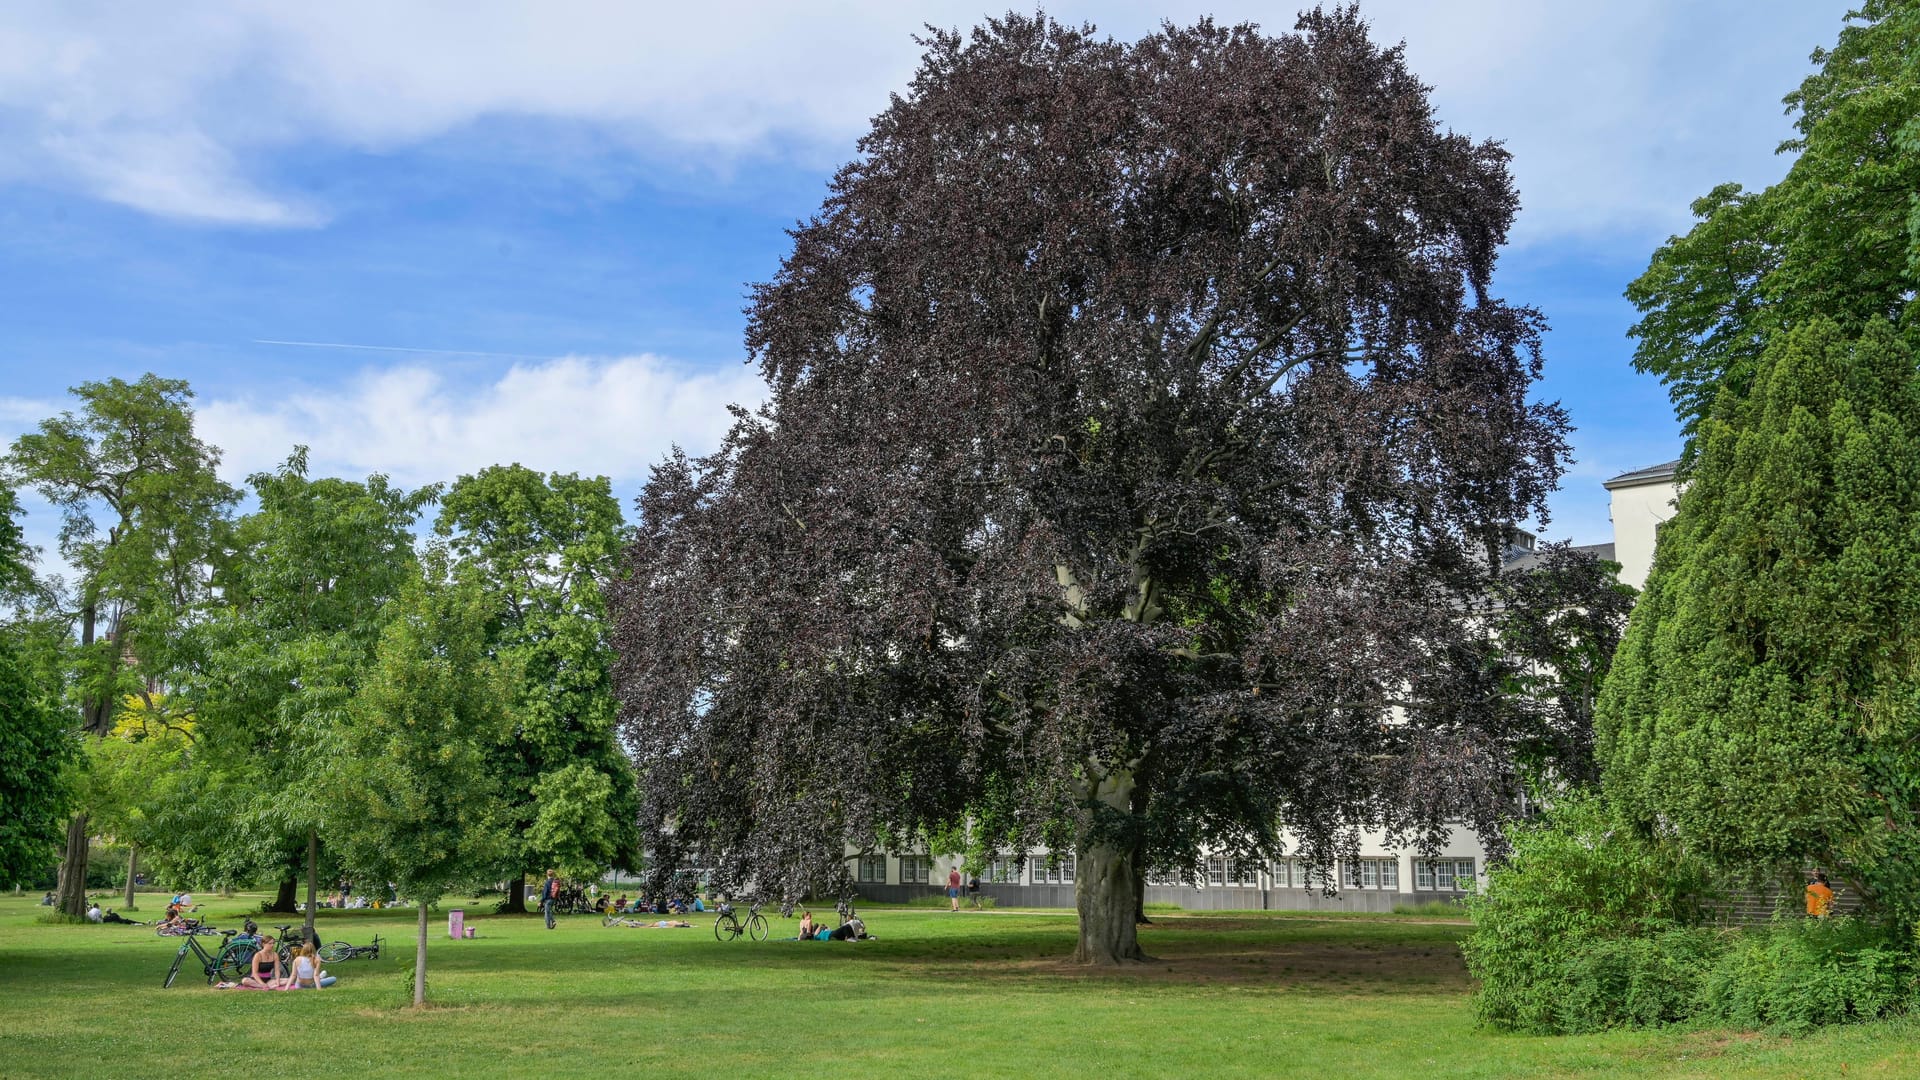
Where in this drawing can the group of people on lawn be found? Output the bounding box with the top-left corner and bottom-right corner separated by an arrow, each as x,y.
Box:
216,925 -> 335,991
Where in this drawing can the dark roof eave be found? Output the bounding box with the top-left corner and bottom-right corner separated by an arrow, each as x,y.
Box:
1602,459 -> 1681,490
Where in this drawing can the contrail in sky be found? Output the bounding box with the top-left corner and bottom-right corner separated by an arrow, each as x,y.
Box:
252,339 -> 563,361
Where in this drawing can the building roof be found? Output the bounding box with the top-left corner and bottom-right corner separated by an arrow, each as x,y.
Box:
1502,541 -> 1616,573
1603,459 -> 1680,490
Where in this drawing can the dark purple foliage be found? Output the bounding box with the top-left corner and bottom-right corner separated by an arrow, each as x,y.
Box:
612,9 -> 1582,960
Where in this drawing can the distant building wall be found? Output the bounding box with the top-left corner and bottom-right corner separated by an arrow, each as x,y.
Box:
1604,460 -> 1681,592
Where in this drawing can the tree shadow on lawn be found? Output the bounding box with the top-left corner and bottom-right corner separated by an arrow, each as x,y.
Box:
465,917 -> 1472,998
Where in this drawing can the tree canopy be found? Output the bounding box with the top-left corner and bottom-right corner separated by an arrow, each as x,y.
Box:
615,10 -> 1575,963
1597,318 -> 1920,925
3,375 -> 235,914
434,464 -> 639,893
1626,0 -> 1920,446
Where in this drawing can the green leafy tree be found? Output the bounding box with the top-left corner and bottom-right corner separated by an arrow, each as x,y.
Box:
81,696 -> 194,908
325,563 -> 512,1006
1597,318 -> 1920,926
178,448 -> 435,929
1626,0 -> 1920,446
3,375 -> 236,914
434,465 -> 638,905
0,630 -> 78,889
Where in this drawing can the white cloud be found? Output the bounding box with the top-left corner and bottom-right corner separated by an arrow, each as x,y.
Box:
195,354 -> 768,492
0,1 -> 1855,242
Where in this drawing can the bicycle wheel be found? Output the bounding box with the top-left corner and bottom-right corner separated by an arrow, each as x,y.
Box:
216,946 -> 253,984
713,915 -> 737,942
748,914 -> 769,941
163,948 -> 185,989
319,941 -> 351,962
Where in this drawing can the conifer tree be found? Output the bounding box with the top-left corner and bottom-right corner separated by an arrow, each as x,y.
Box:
1597,318 -> 1920,924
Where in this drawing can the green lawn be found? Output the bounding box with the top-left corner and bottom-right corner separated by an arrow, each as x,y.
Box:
0,894 -> 1913,1079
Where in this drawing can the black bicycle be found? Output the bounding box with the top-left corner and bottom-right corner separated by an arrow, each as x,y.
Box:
163,928 -> 255,988
713,901 -> 768,942
318,935 -> 382,962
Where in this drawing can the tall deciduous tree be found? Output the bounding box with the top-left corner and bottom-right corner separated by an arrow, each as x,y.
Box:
4,375 -> 235,915
326,563 -> 512,1007
0,634 -> 77,889
614,12 -> 1570,963
178,449 -> 435,929
1597,318 -> 1920,926
1626,0 -> 1920,446
434,465 -> 638,908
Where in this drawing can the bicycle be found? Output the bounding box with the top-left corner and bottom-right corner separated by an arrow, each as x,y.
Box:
712,901 -> 767,942
317,935 -> 382,962
163,928 -> 256,988
154,918 -> 221,937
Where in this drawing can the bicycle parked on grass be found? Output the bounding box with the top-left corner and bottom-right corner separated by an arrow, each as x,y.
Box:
318,935 -> 382,962
154,917 -> 220,938
163,929 -> 256,988
713,901 -> 767,942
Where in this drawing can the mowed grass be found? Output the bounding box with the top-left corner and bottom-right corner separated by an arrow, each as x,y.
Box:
0,895 -> 1914,1079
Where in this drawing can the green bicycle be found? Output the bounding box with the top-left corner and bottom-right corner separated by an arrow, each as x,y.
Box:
163,928 -> 256,988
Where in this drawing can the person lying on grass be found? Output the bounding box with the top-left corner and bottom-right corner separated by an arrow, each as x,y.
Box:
641,919 -> 691,928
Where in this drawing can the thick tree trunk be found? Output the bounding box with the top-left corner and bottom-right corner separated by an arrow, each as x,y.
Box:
269,876 -> 298,913
501,873 -> 527,914
303,830 -> 318,938
1071,764 -> 1150,965
413,902 -> 430,1007
123,846 -> 138,910
55,813 -> 91,917
1074,841 -> 1148,964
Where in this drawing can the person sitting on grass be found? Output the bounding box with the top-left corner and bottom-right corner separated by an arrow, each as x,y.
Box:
796,909 -> 815,939
242,934 -> 285,989
39,892 -> 54,906
286,942 -> 335,989
86,902 -> 103,923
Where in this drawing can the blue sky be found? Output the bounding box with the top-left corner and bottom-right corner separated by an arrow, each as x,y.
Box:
0,1 -> 1856,568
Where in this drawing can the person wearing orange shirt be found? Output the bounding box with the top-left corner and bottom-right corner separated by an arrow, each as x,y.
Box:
1805,871 -> 1834,917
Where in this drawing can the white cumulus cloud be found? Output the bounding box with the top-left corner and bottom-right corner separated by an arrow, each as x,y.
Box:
0,0 -> 1855,244
196,354 -> 768,492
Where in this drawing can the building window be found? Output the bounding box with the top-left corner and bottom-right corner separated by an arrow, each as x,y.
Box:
1414,858 -> 1474,891
856,855 -> 887,883
898,855 -> 933,885
987,857 -> 1023,884
1033,853 -> 1076,885
1279,859 -> 1336,890
1210,858 -> 1258,886
1342,858 -> 1399,890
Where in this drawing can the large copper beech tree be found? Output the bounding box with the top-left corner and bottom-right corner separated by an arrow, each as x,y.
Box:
613,10 -> 1575,964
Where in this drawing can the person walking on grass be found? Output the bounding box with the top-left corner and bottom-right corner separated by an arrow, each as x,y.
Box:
542,869 -> 561,930
947,866 -> 962,912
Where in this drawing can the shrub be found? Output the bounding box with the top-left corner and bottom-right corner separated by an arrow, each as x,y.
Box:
1463,794 -> 1721,1033
1695,917 -> 1917,1034
1555,927 -> 1724,1033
